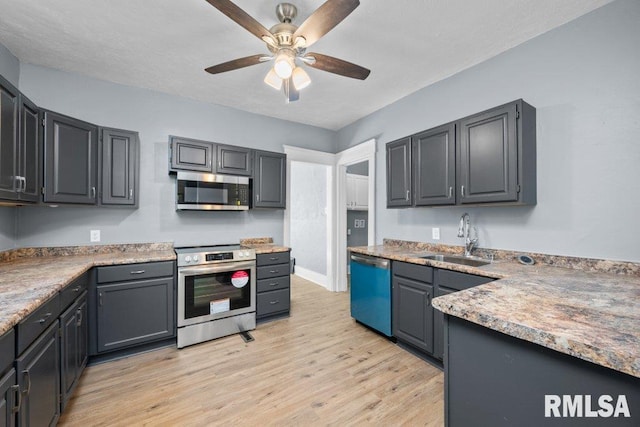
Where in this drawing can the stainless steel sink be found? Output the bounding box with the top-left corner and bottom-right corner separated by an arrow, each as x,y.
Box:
420,254 -> 490,267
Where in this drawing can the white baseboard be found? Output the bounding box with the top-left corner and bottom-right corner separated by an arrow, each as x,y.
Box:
294,266 -> 328,289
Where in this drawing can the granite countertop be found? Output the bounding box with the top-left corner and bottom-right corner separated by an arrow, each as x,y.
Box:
349,241 -> 640,378
240,237 -> 290,254
0,244 -> 176,336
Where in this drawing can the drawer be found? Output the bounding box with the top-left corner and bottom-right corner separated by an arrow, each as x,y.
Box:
256,251 -> 290,266
436,269 -> 494,291
257,288 -> 290,317
97,261 -> 175,283
16,293 -> 61,355
393,261 -> 433,283
0,329 -> 14,374
257,263 -> 290,280
60,271 -> 89,310
257,276 -> 290,293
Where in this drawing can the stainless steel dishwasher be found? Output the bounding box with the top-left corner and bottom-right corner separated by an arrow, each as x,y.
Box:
349,253 -> 391,336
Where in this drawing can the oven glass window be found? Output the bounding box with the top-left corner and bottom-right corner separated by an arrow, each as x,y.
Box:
184,269 -> 252,319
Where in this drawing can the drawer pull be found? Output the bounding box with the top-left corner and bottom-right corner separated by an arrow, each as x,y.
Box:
130,270 -> 146,275
269,283 -> 278,287
269,270 -> 279,274
72,286 -> 81,292
269,300 -> 280,305
269,257 -> 279,261
37,313 -> 52,324
11,384 -> 21,413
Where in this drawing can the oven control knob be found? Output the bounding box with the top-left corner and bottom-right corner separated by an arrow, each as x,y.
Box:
192,255 -> 199,262
244,251 -> 250,257
184,255 -> 192,263
238,252 -> 244,258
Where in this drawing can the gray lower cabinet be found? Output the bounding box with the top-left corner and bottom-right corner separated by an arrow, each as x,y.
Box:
253,151 -> 286,209
93,262 -> 176,354
458,99 -> 536,205
59,292 -> 88,411
16,321 -> 60,427
1,329 -> 17,427
101,128 -> 138,206
43,110 -> 99,204
413,123 -> 456,206
217,144 -> 252,176
169,136 -> 214,173
386,137 -> 412,207
256,252 -> 291,320
392,262 -> 434,353
433,269 -> 494,360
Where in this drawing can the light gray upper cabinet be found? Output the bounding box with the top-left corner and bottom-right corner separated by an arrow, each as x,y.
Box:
458,99 -> 536,205
216,144 -> 252,176
386,137 -> 412,207
0,74 -> 19,201
43,111 -> 98,204
169,136 -> 214,173
101,128 -> 138,206
413,123 -> 456,206
253,150 -> 286,209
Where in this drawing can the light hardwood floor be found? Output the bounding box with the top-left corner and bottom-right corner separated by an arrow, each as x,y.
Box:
59,275 -> 444,426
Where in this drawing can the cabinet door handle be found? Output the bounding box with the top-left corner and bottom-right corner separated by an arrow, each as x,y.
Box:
19,177 -> 26,193
130,270 -> 146,275
256,194 -> 260,202
406,190 -> 410,200
91,186 -> 96,198
37,312 -> 52,324
99,292 -> 103,307
11,384 -> 21,413
76,307 -> 83,327
269,300 -> 279,305
22,370 -> 31,396
129,188 -> 133,199
461,185 -> 465,198
449,186 -> 453,198
427,293 -> 432,306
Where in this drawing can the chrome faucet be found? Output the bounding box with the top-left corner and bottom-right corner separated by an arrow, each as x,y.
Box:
457,213 -> 478,257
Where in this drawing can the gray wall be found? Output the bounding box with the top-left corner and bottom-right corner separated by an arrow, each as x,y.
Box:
14,64 -> 335,247
336,0 -> 640,263
0,43 -> 19,250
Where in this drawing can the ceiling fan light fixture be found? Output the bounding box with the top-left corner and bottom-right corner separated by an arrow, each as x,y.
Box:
264,68 -> 283,90
292,66 -> 311,90
274,50 -> 295,79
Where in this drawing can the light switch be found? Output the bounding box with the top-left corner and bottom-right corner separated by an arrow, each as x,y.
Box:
432,227 -> 440,240
90,229 -> 101,242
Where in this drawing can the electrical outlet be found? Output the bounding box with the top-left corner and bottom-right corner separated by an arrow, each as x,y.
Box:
432,227 -> 440,240
90,229 -> 101,242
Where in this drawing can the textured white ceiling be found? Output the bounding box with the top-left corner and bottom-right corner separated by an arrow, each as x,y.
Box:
0,0 -> 613,130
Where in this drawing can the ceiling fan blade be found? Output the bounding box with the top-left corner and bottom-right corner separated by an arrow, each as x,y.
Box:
305,52 -> 370,80
283,78 -> 300,102
293,0 -> 360,48
205,54 -> 266,74
204,0 -> 277,44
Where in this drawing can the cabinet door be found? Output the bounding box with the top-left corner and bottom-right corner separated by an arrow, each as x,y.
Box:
97,277 -> 175,353
346,174 -> 357,209
0,75 -> 19,201
0,369 -> 17,427
169,136 -> 213,173
18,95 -> 40,202
216,144 -> 252,176
43,111 -> 98,204
16,321 -> 60,427
392,276 -> 434,353
458,103 -> 518,203
413,123 -> 456,206
60,293 -> 88,410
433,285 -> 456,361
253,150 -> 286,208
354,175 -> 368,209
386,137 -> 412,207
101,128 -> 138,206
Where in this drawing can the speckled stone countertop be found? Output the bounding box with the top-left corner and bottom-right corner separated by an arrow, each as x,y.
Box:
240,237 -> 290,254
0,243 -> 176,336
349,240 -> 640,378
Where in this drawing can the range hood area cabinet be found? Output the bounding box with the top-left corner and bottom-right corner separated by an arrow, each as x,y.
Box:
43,111 -> 140,207
386,99 -> 536,207
0,74 -> 40,203
168,135 -> 287,209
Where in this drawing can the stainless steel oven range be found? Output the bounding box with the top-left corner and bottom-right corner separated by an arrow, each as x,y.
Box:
175,244 -> 256,348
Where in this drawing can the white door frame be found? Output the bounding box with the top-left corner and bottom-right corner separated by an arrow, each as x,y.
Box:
336,139 -> 376,292
283,145 -> 336,290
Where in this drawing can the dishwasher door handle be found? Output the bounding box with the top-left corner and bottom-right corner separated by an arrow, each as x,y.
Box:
350,254 -> 389,269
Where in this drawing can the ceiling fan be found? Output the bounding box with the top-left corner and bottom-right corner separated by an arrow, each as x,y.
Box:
203,0 -> 370,102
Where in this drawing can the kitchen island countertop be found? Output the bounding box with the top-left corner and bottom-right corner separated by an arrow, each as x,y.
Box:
349,242 -> 640,378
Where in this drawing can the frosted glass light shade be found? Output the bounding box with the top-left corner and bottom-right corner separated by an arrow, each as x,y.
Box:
292,66 -> 311,90
264,68 -> 282,90
274,52 -> 294,79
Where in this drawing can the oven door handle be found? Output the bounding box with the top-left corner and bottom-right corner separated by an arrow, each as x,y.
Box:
179,261 -> 256,275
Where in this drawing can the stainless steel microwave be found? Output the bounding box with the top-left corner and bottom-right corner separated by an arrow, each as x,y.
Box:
176,171 -> 250,211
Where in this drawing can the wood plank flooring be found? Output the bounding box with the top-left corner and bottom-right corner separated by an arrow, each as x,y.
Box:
58,275 -> 444,426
